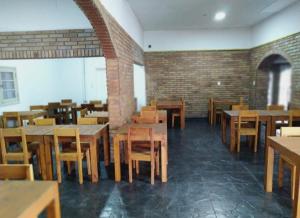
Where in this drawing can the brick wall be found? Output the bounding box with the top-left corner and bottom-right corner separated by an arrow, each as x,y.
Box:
145,50 -> 251,117
250,33 -> 300,109
0,29 -> 102,59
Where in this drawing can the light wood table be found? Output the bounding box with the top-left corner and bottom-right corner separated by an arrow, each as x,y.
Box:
113,123 -> 168,182
210,99 -> 239,126
24,124 -> 110,183
85,111 -> 109,124
156,100 -> 185,129
266,137 -> 300,218
0,181 -> 61,218
131,110 -> 167,123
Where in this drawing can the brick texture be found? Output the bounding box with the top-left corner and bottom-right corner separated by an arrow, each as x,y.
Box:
0,29 -> 102,59
145,50 -> 251,117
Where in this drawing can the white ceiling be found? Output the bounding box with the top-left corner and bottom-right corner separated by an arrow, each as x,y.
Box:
127,0 -> 299,30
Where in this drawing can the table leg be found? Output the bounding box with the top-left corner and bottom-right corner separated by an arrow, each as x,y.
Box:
230,117 -> 235,152
265,117 -> 272,146
180,107 -> 185,129
264,138 -> 274,192
293,167 -> 300,218
90,137 -> 99,183
103,126 -> 110,166
161,137 -> 168,182
46,184 -> 61,218
44,136 -> 53,180
222,112 -> 227,144
113,135 -> 121,182
213,104 -> 216,126
39,141 -> 47,180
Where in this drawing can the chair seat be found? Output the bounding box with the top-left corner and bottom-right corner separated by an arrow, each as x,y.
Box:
239,128 -> 257,135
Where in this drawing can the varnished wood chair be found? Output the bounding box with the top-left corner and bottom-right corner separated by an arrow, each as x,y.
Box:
77,117 -> 98,125
0,164 -> 34,181
150,100 -> 157,107
208,98 -> 213,125
90,100 -> 102,105
30,105 -> 47,111
34,118 -> 56,126
0,128 -> 31,164
289,110 -> 300,127
267,105 -> 285,111
54,128 -> 91,184
141,106 -> 157,112
232,104 -> 249,111
278,127 -> 300,200
128,127 -> 159,185
79,108 -> 88,118
3,112 -> 21,128
136,111 -> 159,124
172,99 -> 185,128
61,99 -> 72,104
236,111 -> 259,152
47,102 -> 63,124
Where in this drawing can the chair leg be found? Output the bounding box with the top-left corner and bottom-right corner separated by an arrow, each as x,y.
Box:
78,159 -> 83,184
291,165 -> 296,200
156,151 -> 160,176
128,158 -> 133,183
56,159 -> 62,183
253,135 -> 258,153
172,115 -> 175,128
151,159 -> 155,185
237,133 -> 240,153
66,161 -> 72,175
278,158 -> 284,188
135,161 -> 140,175
86,150 -> 91,176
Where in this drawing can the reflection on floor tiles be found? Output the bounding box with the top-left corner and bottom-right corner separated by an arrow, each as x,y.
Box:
51,119 -> 292,218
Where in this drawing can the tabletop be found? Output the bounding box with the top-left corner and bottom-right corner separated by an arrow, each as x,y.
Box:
224,110 -> 289,117
268,136 -> 300,158
0,181 -> 58,218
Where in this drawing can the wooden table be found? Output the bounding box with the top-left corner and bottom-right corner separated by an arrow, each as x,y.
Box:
266,137 -> 300,218
156,100 -> 185,129
0,181 -> 61,218
72,105 -> 105,124
210,99 -> 239,126
131,110 -> 167,123
24,124 -> 110,183
222,110 -> 273,152
1,110 -> 47,126
85,111 -> 109,124
113,123 -> 168,182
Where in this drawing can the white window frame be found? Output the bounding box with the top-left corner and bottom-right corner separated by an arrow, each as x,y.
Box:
0,67 -> 19,105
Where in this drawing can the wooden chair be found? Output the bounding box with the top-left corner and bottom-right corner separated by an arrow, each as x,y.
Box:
0,164 -> 34,181
30,105 -> 47,111
0,128 -> 31,164
289,110 -> 300,127
267,105 -> 285,111
136,111 -> 159,124
34,118 -> 56,126
77,117 -> 98,125
80,108 -> 88,118
150,100 -> 157,107
53,128 -> 91,184
3,112 -> 21,128
278,127 -> 300,200
236,111 -> 259,152
127,127 -> 159,185
47,102 -> 63,124
90,100 -> 102,105
232,104 -> 249,111
141,106 -> 156,111
81,104 -> 95,113
208,98 -> 213,125
61,99 -> 72,104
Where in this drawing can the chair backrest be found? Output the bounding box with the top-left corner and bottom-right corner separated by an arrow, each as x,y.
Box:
48,102 -> 61,114
232,104 -> 249,111
267,105 -> 285,111
61,99 -> 72,104
77,117 -> 98,125
289,110 -> 300,127
239,97 -> 244,105
90,100 -> 102,105
30,105 -> 47,111
80,108 -> 88,118
34,118 -> 56,126
128,127 -> 154,154
3,112 -> 21,128
0,164 -> 34,181
81,104 -> 95,112
281,127 -> 300,136
137,111 -> 159,124
141,106 -> 157,112
54,128 -> 81,156
0,128 -> 29,164
150,100 -> 157,107
238,110 -> 259,129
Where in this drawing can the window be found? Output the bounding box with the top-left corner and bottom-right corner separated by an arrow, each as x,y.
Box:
0,67 -> 19,105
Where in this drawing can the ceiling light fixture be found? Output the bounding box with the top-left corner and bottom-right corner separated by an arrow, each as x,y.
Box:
214,11 -> 226,21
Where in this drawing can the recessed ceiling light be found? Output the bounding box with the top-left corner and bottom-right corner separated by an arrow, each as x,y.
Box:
214,11 -> 226,21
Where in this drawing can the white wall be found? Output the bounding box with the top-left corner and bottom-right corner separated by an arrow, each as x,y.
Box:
252,1 -> 300,47
100,0 -> 144,47
133,64 -> 146,111
0,57 -> 107,114
0,0 -> 91,32
144,28 -> 252,51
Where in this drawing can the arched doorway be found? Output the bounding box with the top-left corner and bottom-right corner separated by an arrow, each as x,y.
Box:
255,54 -> 292,109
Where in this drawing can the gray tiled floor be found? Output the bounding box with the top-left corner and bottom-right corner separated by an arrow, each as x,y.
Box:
53,119 -> 292,218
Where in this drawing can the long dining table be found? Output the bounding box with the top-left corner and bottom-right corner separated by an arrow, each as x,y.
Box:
266,136 -> 300,218
24,124 -> 110,183
113,123 -> 168,182
221,110 -> 295,152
